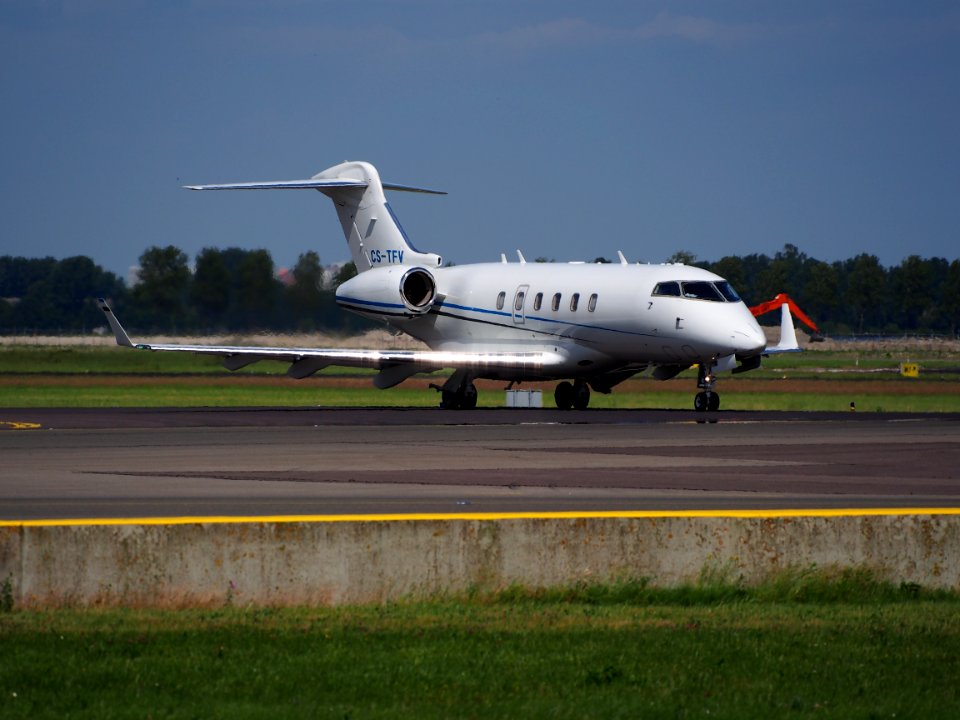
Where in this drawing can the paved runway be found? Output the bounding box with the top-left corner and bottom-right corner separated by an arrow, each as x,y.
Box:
2,408 -> 959,520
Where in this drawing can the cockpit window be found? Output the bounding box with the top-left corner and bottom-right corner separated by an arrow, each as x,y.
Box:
653,279 -> 743,302
715,281 -> 742,303
681,281 -> 724,301
652,281 -> 681,297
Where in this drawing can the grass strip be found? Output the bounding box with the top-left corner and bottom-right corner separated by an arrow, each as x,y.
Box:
2,345 -> 960,411
3,380 -> 960,411
1,571 -> 959,718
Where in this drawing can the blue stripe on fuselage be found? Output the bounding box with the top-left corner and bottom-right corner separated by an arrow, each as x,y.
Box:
335,295 -> 406,310
435,300 -> 655,339
336,295 -> 659,341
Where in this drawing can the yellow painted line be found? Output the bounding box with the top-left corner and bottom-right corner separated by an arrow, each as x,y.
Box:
0,421 -> 41,430
3,508 -> 960,528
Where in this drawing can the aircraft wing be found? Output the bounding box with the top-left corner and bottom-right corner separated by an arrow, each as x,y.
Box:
763,303 -> 802,355
98,299 -> 562,388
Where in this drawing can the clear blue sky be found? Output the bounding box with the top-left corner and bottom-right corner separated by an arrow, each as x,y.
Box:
2,1 -> 958,281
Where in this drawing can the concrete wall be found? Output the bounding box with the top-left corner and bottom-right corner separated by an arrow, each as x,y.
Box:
1,513 -> 958,608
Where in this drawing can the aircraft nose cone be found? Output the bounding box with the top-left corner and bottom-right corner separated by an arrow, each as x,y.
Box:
732,326 -> 766,354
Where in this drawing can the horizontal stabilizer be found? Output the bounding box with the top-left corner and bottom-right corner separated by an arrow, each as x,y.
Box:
184,179 -> 446,195
184,179 -> 368,191
381,182 -> 447,195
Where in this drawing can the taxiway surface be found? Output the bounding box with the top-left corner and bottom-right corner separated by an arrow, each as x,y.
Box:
2,408 -> 959,520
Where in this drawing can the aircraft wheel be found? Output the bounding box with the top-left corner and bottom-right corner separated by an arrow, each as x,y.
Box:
694,391 -> 708,412
441,389 -> 461,410
708,391 -> 720,412
554,381 -> 574,410
461,383 -> 478,410
572,381 -> 590,410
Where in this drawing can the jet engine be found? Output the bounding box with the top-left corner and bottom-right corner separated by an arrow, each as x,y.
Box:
335,266 -> 437,317
398,267 -> 437,313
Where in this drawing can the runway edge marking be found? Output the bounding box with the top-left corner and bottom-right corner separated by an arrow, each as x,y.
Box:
4,508 -> 960,527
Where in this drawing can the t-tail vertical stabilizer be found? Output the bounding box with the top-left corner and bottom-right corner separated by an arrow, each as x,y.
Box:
185,160 -> 445,273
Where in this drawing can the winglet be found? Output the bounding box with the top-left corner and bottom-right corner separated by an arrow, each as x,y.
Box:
97,298 -> 135,348
765,303 -> 801,354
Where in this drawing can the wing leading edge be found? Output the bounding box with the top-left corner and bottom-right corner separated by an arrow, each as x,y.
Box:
97,299 -> 562,389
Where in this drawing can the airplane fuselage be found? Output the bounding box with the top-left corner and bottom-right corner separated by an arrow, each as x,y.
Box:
336,261 -> 766,382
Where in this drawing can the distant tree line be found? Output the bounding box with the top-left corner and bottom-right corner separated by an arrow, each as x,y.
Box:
0,246 -> 362,334
1,243 -> 958,335
686,244 -> 960,336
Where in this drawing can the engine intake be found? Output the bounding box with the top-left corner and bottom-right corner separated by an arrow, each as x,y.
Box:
400,267 -> 437,314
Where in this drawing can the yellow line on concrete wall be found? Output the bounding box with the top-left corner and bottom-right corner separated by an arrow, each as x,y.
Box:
3,508 -> 960,528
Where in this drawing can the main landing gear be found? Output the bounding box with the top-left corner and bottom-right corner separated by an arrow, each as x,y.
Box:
554,380 -> 590,410
433,369 -> 478,409
695,363 -> 720,412
440,382 -> 478,410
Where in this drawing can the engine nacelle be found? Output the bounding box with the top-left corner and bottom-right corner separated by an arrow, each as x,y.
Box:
336,266 -> 437,317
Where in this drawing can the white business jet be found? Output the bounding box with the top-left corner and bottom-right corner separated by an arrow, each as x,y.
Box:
99,160 -> 799,411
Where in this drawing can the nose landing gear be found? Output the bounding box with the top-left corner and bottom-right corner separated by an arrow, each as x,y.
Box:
695,363 -> 720,412
694,390 -> 720,412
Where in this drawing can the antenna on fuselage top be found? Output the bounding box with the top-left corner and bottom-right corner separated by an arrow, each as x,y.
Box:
517,250 -> 527,264
617,250 -> 628,265
500,253 -> 508,263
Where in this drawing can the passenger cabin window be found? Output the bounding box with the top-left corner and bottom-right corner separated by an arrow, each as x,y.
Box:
533,292 -> 543,311
514,291 -> 525,311
652,281 -> 681,297
496,291 -> 506,310
552,293 -> 562,311
681,281 -> 724,302
570,293 -> 580,311
588,293 -> 598,312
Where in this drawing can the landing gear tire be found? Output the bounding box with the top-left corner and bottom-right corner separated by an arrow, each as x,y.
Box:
694,391 -> 720,412
554,381 -> 574,410
441,389 -> 461,410
572,381 -> 590,410
461,383 -> 478,410
441,383 -> 478,410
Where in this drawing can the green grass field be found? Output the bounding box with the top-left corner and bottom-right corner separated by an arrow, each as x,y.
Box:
2,573 -> 959,719
2,344 -> 960,410
3,379 -> 959,411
